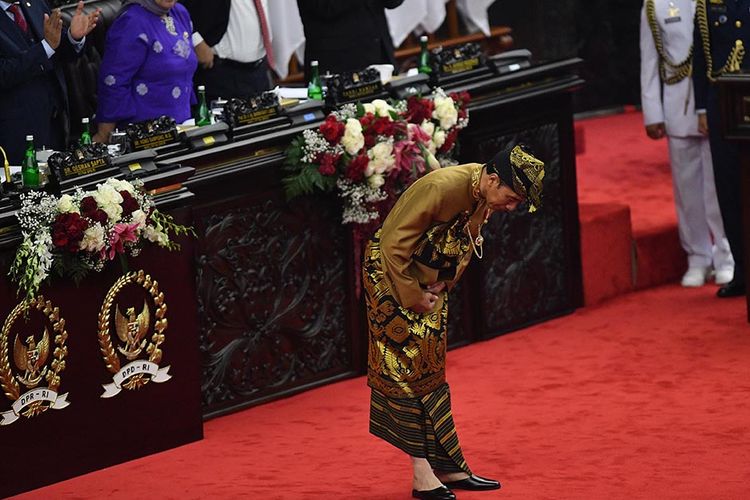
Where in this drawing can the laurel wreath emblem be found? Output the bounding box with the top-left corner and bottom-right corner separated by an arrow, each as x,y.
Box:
98,270 -> 167,391
0,296 -> 68,418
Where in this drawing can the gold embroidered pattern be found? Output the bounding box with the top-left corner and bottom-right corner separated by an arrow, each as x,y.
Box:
364,232 -> 450,399
510,145 -> 545,212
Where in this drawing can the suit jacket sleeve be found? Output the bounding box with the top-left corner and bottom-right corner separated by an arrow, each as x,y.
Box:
379,181 -> 442,308
640,4 -> 664,126
0,41 -> 54,91
55,28 -> 85,63
693,6 -> 709,111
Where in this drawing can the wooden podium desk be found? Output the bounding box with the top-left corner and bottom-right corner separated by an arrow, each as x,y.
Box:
0,172 -> 203,497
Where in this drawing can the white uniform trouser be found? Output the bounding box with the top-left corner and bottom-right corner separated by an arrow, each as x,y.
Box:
667,135 -> 734,270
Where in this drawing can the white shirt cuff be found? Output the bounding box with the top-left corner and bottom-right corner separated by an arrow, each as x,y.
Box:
192,31 -> 205,47
68,31 -> 86,53
42,39 -> 55,58
696,109 -> 707,114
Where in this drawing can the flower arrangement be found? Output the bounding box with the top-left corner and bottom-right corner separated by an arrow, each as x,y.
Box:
283,89 -> 470,228
10,178 -> 194,302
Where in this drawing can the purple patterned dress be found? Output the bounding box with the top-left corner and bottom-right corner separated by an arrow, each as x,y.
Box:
97,3 -> 198,126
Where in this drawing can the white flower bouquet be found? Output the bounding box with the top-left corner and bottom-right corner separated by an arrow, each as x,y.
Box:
10,178 -> 194,301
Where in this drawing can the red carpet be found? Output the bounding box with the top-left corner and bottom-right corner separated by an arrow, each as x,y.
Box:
14,284 -> 750,499
576,109 -> 686,304
14,111 -> 746,499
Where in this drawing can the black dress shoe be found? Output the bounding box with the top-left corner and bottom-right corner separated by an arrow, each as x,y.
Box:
443,474 -> 501,491
717,280 -> 746,298
411,485 -> 456,500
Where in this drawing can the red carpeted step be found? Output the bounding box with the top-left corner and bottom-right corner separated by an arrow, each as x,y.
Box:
633,225 -> 686,290
574,123 -> 586,155
579,202 -> 634,306
576,109 -> 685,299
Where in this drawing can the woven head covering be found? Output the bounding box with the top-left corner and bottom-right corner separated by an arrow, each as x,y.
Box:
486,143 -> 545,213
120,0 -> 171,16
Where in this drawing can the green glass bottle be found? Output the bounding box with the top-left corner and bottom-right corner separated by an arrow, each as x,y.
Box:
418,35 -> 432,74
307,60 -> 323,100
80,117 -> 92,145
196,85 -> 212,126
22,135 -> 39,188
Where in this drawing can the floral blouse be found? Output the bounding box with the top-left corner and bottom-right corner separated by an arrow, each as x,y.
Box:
97,3 -> 198,126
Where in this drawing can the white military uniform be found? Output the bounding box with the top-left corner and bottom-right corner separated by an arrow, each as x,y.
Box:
640,0 -> 733,273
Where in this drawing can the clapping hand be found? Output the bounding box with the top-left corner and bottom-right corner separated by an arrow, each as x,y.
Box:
43,9 -> 62,49
69,1 -> 101,41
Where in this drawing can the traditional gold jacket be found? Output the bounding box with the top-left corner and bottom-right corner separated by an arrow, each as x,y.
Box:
379,163 -> 489,308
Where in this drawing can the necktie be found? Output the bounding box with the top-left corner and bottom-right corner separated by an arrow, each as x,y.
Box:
252,0 -> 275,72
7,3 -> 28,35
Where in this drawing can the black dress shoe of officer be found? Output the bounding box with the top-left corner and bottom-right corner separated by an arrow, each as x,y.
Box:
717,280 -> 746,298
443,474 -> 501,491
411,486 -> 456,500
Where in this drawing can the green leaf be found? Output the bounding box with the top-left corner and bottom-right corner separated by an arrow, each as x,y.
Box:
356,103 -> 366,117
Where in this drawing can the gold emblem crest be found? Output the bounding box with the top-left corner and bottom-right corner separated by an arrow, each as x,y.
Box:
0,296 -> 70,425
98,270 -> 171,398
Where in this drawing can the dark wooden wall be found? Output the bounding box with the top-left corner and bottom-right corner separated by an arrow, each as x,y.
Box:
489,0 -> 642,112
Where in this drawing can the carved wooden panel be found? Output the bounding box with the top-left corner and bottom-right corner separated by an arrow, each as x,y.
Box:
446,281 -> 469,346
194,193 -> 353,416
471,123 -> 576,336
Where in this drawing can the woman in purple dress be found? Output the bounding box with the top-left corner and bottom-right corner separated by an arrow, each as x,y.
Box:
93,0 -> 198,142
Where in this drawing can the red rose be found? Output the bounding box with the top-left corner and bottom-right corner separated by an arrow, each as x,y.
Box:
120,190 -> 139,216
439,129 -> 459,154
364,132 -> 377,148
359,112 -> 375,128
92,209 -> 108,224
51,212 -> 89,252
406,96 -> 434,124
450,91 -> 471,106
80,196 -> 98,217
319,115 -> 345,144
371,117 -> 395,137
318,153 -> 340,176
345,154 -> 369,182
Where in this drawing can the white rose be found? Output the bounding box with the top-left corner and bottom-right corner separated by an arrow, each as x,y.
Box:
131,209 -> 147,228
432,96 -> 458,130
420,120 -> 435,137
106,178 -> 135,194
57,194 -> 77,213
433,129 -> 446,149
367,142 -> 395,174
367,173 -> 385,189
426,152 -> 441,171
341,118 -> 364,155
79,224 -> 106,252
102,203 -> 123,222
94,184 -> 123,207
372,99 -> 394,119
363,103 -> 376,115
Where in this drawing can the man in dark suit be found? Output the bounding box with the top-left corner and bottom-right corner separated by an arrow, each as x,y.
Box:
0,1 -> 99,164
693,0 -> 748,297
182,0 -> 273,102
297,0 -> 404,79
